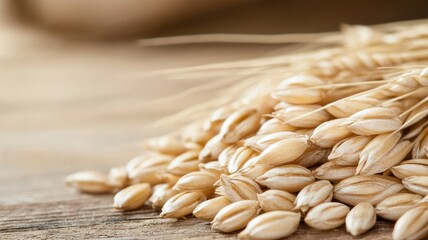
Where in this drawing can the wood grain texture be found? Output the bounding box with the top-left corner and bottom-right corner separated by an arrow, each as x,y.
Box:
0,12 -> 396,240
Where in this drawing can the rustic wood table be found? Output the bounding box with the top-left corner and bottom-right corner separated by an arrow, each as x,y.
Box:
0,20 -> 395,240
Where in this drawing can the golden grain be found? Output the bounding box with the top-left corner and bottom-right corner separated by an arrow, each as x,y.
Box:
346,202 -> 376,236
211,200 -> 260,233
256,165 -> 315,192
167,151 -> 200,176
113,183 -> 151,210
376,193 -> 423,221
193,196 -> 232,221
402,176 -> 428,196
334,175 -> 405,206
239,211 -> 301,239
310,119 -> 353,148
220,174 -> 262,202
392,206 -> 428,240
219,107 -> 261,144
66,171 -> 114,194
257,189 -> 296,212
342,107 -> 402,135
294,180 -> 333,213
160,191 -> 206,218
304,202 -> 350,230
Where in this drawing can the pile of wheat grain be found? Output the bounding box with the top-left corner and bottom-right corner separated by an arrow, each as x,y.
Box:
66,21 -> 428,240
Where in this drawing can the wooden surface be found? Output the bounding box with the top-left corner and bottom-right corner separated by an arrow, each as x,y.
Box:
0,13 -> 397,240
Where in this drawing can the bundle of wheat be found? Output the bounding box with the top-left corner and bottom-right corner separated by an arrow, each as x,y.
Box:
67,20 -> 428,239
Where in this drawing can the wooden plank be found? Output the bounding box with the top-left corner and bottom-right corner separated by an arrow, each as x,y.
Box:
0,180 -> 393,239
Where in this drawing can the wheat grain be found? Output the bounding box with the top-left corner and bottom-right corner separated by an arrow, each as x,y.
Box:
317,50 -> 428,77
272,74 -> 326,104
148,183 -> 178,210
304,202 -> 350,230
334,175 -> 405,205
219,107 -> 262,144
257,189 -> 296,212
256,165 -> 315,192
341,107 -> 402,135
238,211 -> 301,239
310,119 -> 353,147
199,134 -> 231,162
193,196 -> 232,221
273,105 -> 331,128
108,166 -> 128,189
182,122 -> 216,146
256,135 -> 308,166
376,193 -> 423,221
210,105 -> 239,124
143,134 -> 187,156
126,154 -> 172,185
173,171 -> 217,195
326,96 -> 380,118
241,155 -> 262,169
66,171 -> 114,194
249,131 -> 304,153
328,135 -> 372,166
291,143 -> 329,168
404,102 -> 428,138
211,200 -> 260,233
113,183 -> 151,211
220,174 -> 262,202
273,101 -> 291,112
218,145 -> 239,167
392,206 -> 428,240
167,151 -> 200,176
391,159 -> 428,180
199,161 -> 227,178
357,132 -> 412,176
294,180 -> 333,213
402,176 -> 428,196
313,161 -> 356,182
234,164 -> 271,181
412,125 -> 428,159
346,202 -> 376,236
228,146 -> 257,174
257,118 -> 297,135
157,172 -> 180,186
160,191 -> 206,218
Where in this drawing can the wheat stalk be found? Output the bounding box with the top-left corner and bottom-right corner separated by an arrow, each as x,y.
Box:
67,20 -> 428,239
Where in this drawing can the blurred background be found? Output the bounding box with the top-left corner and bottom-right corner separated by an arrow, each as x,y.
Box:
1,0 -> 428,202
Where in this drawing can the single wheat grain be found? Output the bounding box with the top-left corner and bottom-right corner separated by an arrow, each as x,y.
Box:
256,165 -> 315,192
211,200 -> 260,233
113,183 -> 151,210
220,174 -> 262,202
294,180 -> 333,213
334,175 -> 405,205
193,196 -> 232,221
66,171 -> 114,194
376,193 -> 423,221
257,189 -> 296,212
238,211 -> 301,239
392,206 -> 428,240
160,191 -> 206,218
304,202 -> 350,230
346,202 -> 376,236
